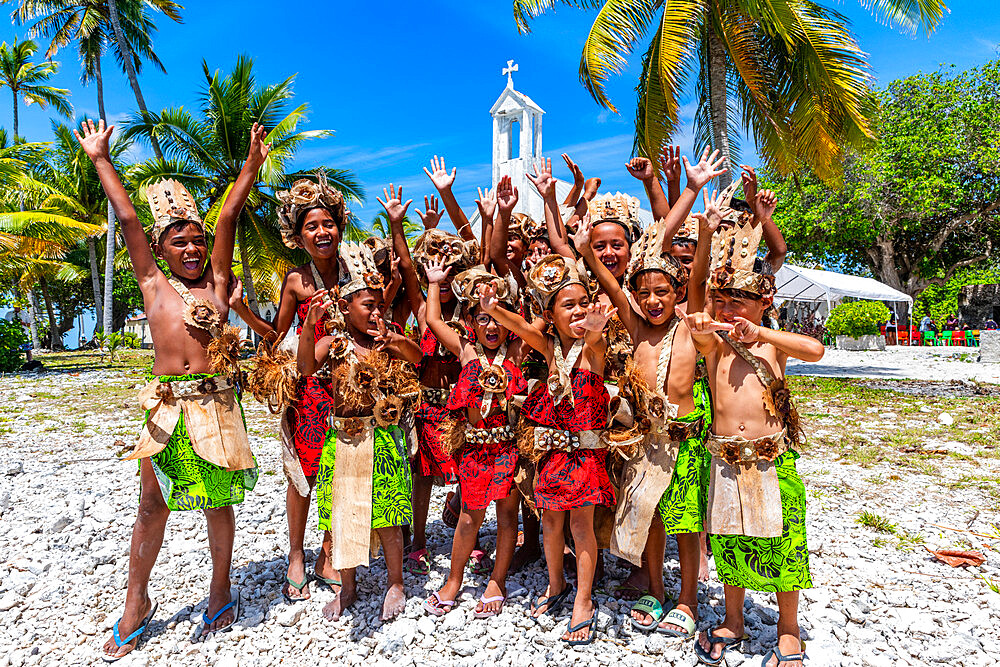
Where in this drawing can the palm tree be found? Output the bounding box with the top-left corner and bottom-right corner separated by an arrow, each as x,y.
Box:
0,37 -> 71,140
122,55 -> 363,315
366,210 -> 421,247
512,0 -> 947,186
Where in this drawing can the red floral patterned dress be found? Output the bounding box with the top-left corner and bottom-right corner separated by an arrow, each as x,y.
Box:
446,358 -> 527,511
289,300 -> 332,477
520,368 -> 614,511
413,327 -> 461,483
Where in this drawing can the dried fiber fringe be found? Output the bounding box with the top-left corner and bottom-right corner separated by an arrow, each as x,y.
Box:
516,422 -> 545,463
207,324 -> 245,380
245,335 -> 299,414
330,351 -> 420,411
440,418 -> 467,455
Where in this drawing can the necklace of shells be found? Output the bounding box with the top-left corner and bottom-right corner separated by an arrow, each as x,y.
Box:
474,341 -> 508,415
547,335 -> 584,407
168,276 -> 221,338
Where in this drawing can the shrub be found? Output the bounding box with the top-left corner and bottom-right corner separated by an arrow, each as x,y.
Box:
0,318 -> 28,373
826,300 -> 891,338
120,331 -> 141,349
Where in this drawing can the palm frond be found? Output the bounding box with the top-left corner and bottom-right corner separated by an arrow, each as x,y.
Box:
579,0 -> 661,112
512,0 -> 604,33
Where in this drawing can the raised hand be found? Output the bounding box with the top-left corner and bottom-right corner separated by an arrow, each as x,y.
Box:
562,153 -> 584,187
246,122 -> 271,169
683,147 -> 728,191
415,195 -> 443,229
74,118 -> 114,161
740,165 -> 758,206
527,157 -> 556,199
423,155 -> 457,191
701,188 -> 726,232
731,316 -> 761,343
496,175 -> 518,214
755,189 -> 778,220
582,302 -> 618,332
424,257 -> 451,285
626,157 -> 655,182
227,273 -> 245,311
476,186 -> 497,221
572,212 -> 594,252
479,283 -> 500,314
583,176 -> 602,200
376,184 -> 412,223
659,145 -> 682,182
304,290 -> 333,328
675,306 -> 733,335
370,317 -> 392,348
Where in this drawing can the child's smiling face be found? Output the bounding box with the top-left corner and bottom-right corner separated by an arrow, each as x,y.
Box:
668,240 -> 696,270
295,207 -> 341,259
545,283 -> 590,339
468,306 -> 509,350
711,289 -> 771,326
590,222 -> 630,279
631,271 -> 682,326
155,222 -> 208,280
506,237 -> 526,266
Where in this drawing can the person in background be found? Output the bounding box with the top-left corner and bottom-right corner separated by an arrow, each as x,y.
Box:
918,315 -> 934,333
944,314 -> 959,331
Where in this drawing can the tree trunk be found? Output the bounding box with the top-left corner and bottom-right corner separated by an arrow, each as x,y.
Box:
706,29 -> 733,190
238,222 -> 260,316
27,288 -> 40,349
107,0 -> 163,160
87,237 -> 103,329
95,51 -> 106,120
38,275 -> 61,350
103,206 -> 115,333
11,90 -> 18,139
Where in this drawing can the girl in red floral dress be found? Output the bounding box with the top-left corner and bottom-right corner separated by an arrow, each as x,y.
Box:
481,255 -> 616,646
420,262 -> 527,619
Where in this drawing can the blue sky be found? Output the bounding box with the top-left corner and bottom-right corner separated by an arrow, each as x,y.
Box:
2,1 -> 998,341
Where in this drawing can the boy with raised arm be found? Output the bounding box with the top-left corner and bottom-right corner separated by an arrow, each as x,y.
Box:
676,199 -> 823,667
77,119 -> 268,661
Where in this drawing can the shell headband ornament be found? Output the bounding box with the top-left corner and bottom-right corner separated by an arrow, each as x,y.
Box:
452,266 -> 517,306
276,172 -> 348,249
527,254 -> 591,309
510,212 -> 547,244
675,216 -> 699,243
339,241 -> 385,299
147,179 -> 203,241
626,218 -> 689,288
412,229 -> 480,287
709,181 -> 774,297
587,192 -> 642,244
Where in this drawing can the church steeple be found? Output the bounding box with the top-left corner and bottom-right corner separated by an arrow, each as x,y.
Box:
490,61 -> 544,189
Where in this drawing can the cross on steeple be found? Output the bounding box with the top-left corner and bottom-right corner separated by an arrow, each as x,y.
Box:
503,60 -> 518,88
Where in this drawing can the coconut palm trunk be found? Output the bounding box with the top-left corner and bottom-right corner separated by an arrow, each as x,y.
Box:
27,288 -> 40,349
106,0 -> 163,161
103,205 -> 115,333
87,238 -> 103,328
38,275 -> 60,350
238,221 -> 260,316
706,30 -> 734,190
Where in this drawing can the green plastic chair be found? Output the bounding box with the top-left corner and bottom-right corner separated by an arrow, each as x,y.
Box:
967,330 -> 979,347
923,331 -> 938,346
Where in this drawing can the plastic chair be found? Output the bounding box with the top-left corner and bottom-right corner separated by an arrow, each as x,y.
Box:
898,329 -> 910,346
923,331 -> 938,346
951,331 -> 965,346
968,330 -> 980,347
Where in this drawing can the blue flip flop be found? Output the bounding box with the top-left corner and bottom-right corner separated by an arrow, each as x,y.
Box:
563,607 -> 599,646
694,630 -> 749,665
102,600 -> 158,663
196,588 -> 240,640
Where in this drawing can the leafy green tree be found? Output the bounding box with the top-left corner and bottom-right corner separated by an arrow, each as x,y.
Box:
763,60 -> 1000,300
364,210 -> 421,246
913,264 -> 1000,327
512,0 -> 946,186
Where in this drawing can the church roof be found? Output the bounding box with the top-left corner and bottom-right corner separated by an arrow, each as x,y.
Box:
490,85 -> 544,115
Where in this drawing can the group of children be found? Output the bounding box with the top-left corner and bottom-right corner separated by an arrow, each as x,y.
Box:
74,117 -> 823,667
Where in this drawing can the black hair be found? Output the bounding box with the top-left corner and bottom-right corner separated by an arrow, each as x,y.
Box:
671,237 -> 696,249
729,197 -> 753,214
157,219 -> 202,243
294,205 -> 344,237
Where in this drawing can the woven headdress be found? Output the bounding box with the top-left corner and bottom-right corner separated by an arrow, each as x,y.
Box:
276,172 -> 348,249
527,254 -> 591,309
452,265 -> 517,306
412,229 -> 479,287
510,212 -> 547,244
626,218 -> 688,288
709,193 -> 774,297
146,179 -> 203,241
339,241 -> 385,299
674,216 -> 699,244
587,192 -> 642,244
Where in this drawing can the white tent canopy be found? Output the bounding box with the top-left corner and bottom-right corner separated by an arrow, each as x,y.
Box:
774,264 -> 913,306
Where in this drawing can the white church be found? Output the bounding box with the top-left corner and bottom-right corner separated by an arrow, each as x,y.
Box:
468,61 -> 654,236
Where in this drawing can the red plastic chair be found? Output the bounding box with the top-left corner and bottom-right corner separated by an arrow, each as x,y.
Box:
898,329 -> 910,346
951,330 -> 965,346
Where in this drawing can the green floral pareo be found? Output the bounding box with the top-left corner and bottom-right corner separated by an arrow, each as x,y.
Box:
316,425 -> 412,532
710,450 -> 812,592
145,374 -> 258,512
656,376 -> 712,534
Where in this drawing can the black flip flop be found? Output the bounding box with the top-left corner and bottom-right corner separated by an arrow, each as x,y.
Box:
282,575 -> 310,603
563,607 -> 599,646
760,645 -> 807,666
694,630 -> 748,666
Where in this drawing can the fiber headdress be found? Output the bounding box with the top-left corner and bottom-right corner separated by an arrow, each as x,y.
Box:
510,212 -> 546,244
276,172 -> 348,249
147,179 -> 203,241
625,218 -> 688,288
452,265 -> 517,306
709,183 -> 774,296
339,241 -> 385,299
412,229 -> 479,287
674,216 -> 699,244
588,192 -> 642,244
527,254 -> 591,309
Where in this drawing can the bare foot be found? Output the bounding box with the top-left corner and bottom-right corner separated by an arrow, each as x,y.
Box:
475,579 -> 507,616
322,587 -> 357,621
102,596 -> 152,660
381,583 -> 406,621
199,588 -> 235,637
616,565 -> 648,600
561,597 -> 595,643
697,621 -> 745,663
508,542 -> 541,573
657,602 -> 696,635
764,632 -> 804,666
531,583 -> 568,618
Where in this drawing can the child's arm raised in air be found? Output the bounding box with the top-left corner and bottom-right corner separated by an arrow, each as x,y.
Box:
730,317 -> 825,364
372,318 -> 423,365
561,153 -> 585,206
423,155 -> 475,241
659,145 -> 682,208
491,176 -> 527,288
475,186 -> 497,269
572,216 -> 640,335
424,259 -> 465,358
529,158 -> 575,260
626,156 -> 670,222
75,119 -> 159,289
227,273 -> 277,337
660,147 -> 728,254
378,184 -> 427,327
741,166 -> 786,270
686,188 -> 725,314
479,284 -> 549,356
297,291 -> 333,376
211,123 -> 269,286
